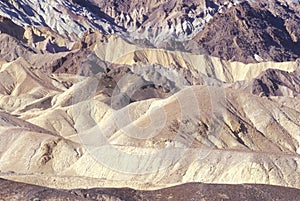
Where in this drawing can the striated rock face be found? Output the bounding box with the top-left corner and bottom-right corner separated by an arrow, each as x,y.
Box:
252,69 -> 300,97
90,0 -> 237,43
191,1 -> 300,63
0,0 -> 299,63
0,0 -> 120,39
0,0 -> 235,43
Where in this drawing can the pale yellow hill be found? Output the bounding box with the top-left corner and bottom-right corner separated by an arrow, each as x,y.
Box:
0,33 -> 299,192
94,36 -> 298,82
0,85 -> 299,190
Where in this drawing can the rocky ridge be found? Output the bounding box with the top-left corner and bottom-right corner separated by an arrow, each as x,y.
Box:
0,0 -> 299,63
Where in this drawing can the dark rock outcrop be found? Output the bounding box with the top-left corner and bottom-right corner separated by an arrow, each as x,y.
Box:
1,178 -> 300,201
191,1 -> 300,63
252,69 -> 300,97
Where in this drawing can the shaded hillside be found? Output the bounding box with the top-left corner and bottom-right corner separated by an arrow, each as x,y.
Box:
252,69 -> 300,97
191,1 -> 300,63
1,178 -> 300,201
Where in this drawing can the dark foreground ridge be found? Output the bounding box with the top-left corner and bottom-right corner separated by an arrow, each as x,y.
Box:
1,178 -> 300,201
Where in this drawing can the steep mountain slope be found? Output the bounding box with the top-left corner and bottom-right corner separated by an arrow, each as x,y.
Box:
1,0 -> 299,63
251,68 -> 300,97
89,0 -> 238,44
191,1 -> 300,63
0,0 -> 120,39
